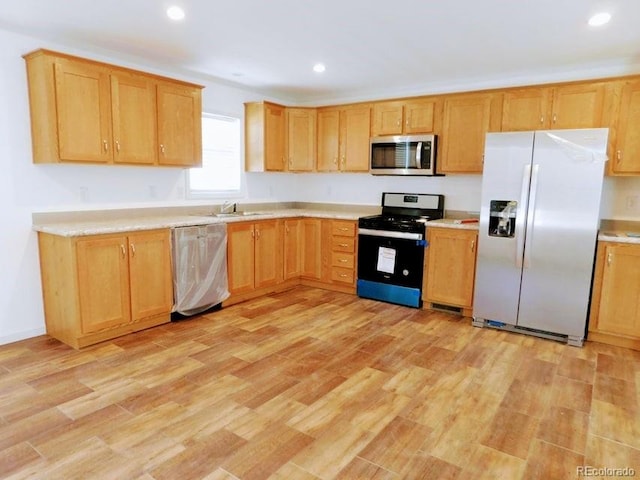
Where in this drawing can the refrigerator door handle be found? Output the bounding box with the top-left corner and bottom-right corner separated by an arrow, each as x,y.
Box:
523,164 -> 540,268
515,164 -> 531,268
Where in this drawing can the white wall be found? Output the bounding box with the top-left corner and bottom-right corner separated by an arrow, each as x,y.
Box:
1,26 -> 639,345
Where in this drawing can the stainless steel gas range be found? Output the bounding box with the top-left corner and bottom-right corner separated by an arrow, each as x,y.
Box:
357,192 -> 444,308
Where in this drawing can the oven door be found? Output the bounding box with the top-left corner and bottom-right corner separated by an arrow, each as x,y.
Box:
356,228 -> 426,308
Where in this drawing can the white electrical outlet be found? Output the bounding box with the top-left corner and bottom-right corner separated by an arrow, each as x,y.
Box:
79,186 -> 88,202
626,195 -> 639,211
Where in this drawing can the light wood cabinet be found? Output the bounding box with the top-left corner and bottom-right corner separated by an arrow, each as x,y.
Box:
317,105 -> 371,172
301,218 -> 322,279
111,72 -> 157,165
501,82 -> 608,131
423,227 -> 478,315
588,241 -> 640,350
245,102 -> 286,171
609,80 -> 640,175
440,93 -> 501,173
227,220 -> 283,295
371,98 -> 440,136
330,220 -> 357,288
286,108 -> 317,171
284,219 -> 302,279
156,81 -> 203,167
38,229 -> 173,349
24,49 -> 203,167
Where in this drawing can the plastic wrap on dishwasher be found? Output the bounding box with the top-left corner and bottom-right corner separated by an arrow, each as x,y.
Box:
171,223 -> 230,316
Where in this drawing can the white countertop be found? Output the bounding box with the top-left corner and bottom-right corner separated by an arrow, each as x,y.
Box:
426,218 -> 480,230
598,231 -> 640,244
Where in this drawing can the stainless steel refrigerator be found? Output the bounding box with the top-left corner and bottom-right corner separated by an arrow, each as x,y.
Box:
472,128 -> 608,346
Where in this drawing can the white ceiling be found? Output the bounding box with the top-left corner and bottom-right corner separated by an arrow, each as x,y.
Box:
1,0 -> 639,104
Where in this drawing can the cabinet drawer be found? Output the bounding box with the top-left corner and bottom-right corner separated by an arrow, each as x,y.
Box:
332,252 -> 355,268
332,221 -> 356,237
331,267 -> 354,284
332,236 -> 355,253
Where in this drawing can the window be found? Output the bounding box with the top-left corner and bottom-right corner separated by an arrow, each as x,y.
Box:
187,113 -> 241,197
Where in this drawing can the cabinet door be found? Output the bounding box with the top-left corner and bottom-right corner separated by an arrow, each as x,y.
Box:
283,219 -> 302,279
76,235 -> 131,333
611,80 -> 640,174
501,88 -> 551,131
157,82 -> 202,166
340,106 -> 371,172
425,228 -> 478,307
265,103 -> 286,171
596,244 -> 640,338
317,109 -> 340,171
286,108 -> 316,171
227,223 -> 256,295
371,101 -> 403,136
320,220 -> 334,283
301,218 -> 322,279
128,230 -> 173,321
404,99 -> 437,134
255,221 -> 283,288
111,72 -> 157,165
551,83 -> 606,129
53,59 -> 112,163
440,94 -> 494,173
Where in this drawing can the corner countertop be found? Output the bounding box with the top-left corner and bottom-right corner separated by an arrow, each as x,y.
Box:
32,208 -> 371,237
598,231 -> 640,244
426,218 -> 480,230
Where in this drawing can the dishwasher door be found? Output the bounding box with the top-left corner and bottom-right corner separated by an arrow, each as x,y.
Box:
171,223 -> 230,316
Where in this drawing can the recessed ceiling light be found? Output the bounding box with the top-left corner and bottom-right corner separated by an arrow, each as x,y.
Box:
313,63 -> 326,73
588,12 -> 611,27
167,6 -> 185,21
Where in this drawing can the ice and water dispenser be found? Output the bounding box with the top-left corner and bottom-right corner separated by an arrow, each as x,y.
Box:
488,200 -> 517,238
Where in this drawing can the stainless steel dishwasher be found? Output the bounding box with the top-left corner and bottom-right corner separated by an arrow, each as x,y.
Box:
171,223 -> 230,316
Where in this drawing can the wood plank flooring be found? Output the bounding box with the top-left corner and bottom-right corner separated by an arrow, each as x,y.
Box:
1,286 -> 639,479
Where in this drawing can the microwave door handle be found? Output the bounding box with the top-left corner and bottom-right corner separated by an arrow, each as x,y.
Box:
415,142 -> 422,168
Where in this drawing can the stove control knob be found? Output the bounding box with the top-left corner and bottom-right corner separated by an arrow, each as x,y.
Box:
403,269 -> 409,276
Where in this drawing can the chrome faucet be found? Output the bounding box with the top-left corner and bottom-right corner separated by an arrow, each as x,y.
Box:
220,200 -> 237,214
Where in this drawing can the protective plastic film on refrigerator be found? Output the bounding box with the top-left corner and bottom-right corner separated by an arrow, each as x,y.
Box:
472,129 -> 608,346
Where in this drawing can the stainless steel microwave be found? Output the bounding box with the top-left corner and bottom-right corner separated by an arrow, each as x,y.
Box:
370,134 -> 437,176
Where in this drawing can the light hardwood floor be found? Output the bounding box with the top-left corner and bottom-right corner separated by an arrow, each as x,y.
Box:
1,286 -> 639,479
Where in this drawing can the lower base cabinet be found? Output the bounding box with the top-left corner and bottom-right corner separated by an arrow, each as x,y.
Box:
227,220 -> 283,297
589,241 -> 640,350
38,229 -> 173,349
423,227 -> 478,315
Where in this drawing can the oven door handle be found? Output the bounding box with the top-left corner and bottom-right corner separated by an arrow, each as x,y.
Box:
358,228 -> 424,241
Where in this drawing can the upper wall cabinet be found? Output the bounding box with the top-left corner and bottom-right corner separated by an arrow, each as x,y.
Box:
286,108 -> 317,172
609,80 -> 640,175
24,49 -> 203,167
371,98 -> 441,136
501,82 -> 609,131
440,92 -> 502,173
245,101 -> 286,172
317,105 -> 371,172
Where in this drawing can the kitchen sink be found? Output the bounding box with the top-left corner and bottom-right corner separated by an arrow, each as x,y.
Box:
213,211 -> 272,217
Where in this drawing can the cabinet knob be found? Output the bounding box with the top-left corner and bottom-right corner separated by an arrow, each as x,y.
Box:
616,150 -> 622,163
160,144 -> 165,155
103,140 -> 109,152
115,141 -> 121,153
339,243 -> 348,247
607,252 -> 612,266
120,244 -> 126,258
130,243 -> 136,257
552,114 -> 557,124
540,116 -> 544,124
471,240 -> 476,252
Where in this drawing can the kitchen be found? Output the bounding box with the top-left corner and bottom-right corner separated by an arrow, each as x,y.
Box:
1,1 -> 640,478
